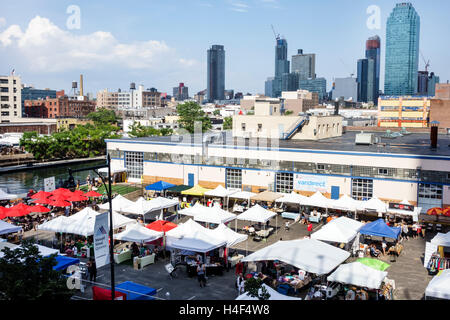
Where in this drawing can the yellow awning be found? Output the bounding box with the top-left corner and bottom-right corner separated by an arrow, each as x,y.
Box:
181,184 -> 212,196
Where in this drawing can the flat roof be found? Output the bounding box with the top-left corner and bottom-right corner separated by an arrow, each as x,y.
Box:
107,131 -> 450,157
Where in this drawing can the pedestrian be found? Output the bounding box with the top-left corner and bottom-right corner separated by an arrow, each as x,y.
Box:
87,258 -> 97,283
197,263 -> 207,288
307,222 -> 313,237
401,223 -> 409,241
381,237 -> 387,256
236,273 -> 245,294
285,221 -> 290,232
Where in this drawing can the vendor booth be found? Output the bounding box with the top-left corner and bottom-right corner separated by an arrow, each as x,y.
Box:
358,219 -> 401,260
0,220 -> 22,235
229,191 -> 256,213
193,204 -> 236,226
116,281 -> 157,300
236,283 -> 302,300
115,224 -> 163,243
98,194 -> 135,213
237,204 -> 277,241
145,180 -> 176,197
204,185 -> 237,209
311,217 -> 363,246
181,184 -> 211,196
425,269 -> 450,300
426,232 -> 450,274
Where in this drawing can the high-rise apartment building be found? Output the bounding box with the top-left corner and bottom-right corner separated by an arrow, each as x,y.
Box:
291,49 -> 316,80
365,36 -> 381,103
0,75 -> 22,122
207,45 -> 225,102
384,3 -> 420,96
173,83 -> 189,101
357,58 -> 375,103
299,78 -> 327,101
269,38 -> 290,98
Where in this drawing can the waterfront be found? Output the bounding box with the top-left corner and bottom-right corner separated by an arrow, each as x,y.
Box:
0,159 -> 106,194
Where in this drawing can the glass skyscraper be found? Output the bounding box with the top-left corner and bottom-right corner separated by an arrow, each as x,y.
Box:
291,49 -> 316,80
357,58 -> 375,103
207,45 -> 225,102
365,36 -> 380,103
384,3 -> 420,96
270,38 -> 290,97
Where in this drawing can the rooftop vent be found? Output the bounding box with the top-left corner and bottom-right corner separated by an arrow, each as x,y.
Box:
355,131 -> 376,145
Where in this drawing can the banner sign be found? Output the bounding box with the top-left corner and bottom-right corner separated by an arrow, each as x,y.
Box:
44,177 -> 56,192
94,212 -> 110,269
294,174 -> 327,193
389,203 -> 414,212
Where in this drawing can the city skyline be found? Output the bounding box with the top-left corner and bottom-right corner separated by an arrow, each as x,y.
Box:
0,0 -> 449,97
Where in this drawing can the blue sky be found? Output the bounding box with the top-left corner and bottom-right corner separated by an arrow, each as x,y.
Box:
0,0 -> 448,96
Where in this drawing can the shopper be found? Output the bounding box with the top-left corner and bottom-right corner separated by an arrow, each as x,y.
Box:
401,223 -> 409,241
87,258 -> 97,283
307,222 -> 313,236
197,263 -> 207,288
236,273 -> 245,294
381,238 -> 387,256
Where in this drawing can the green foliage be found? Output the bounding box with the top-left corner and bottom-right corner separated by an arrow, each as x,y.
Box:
213,109 -> 221,116
223,117 -> 233,130
243,277 -> 271,300
285,110 -> 294,115
87,107 -> 120,126
20,123 -> 121,161
176,101 -> 212,133
128,121 -> 173,138
0,239 -> 73,300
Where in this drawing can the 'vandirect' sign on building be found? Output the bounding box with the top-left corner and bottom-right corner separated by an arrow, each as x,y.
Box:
294,174 -> 327,193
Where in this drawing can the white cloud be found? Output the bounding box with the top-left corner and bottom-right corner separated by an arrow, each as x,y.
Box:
229,1 -> 250,12
0,17 -> 6,29
0,16 -> 198,73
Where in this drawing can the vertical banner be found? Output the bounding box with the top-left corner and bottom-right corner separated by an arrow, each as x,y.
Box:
44,177 -> 56,192
94,212 -> 110,268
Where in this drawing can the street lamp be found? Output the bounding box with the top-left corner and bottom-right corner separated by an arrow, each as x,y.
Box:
66,154 -> 115,300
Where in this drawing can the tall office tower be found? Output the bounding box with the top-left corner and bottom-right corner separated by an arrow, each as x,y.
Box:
272,38 -> 290,97
357,58 -> 375,103
265,77 -> 275,97
207,45 -> 225,102
291,49 -> 316,80
417,71 -> 440,96
173,83 -> 189,101
281,72 -> 300,92
299,77 -> 327,101
384,3 -> 420,96
365,36 -> 381,103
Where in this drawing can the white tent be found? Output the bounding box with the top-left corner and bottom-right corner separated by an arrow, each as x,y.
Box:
98,167 -> 127,175
98,194 -> 135,212
121,197 -> 155,216
237,204 -> 277,224
327,217 -> 364,232
46,207 -> 136,237
327,262 -> 388,289
275,191 -> 308,205
362,197 -> 387,213
178,202 -> 209,217
0,188 -> 19,201
114,224 -> 163,243
332,194 -> 364,211
193,205 -> 237,225
241,239 -> 350,275
167,219 -> 226,253
236,283 -> 302,300
0,220 -> 22,235
0,242 -> 59,258
209,223 -> 248,248
425,269 -> 450,300
430,232 -> 450,247
304,191 -> 334,209
228,191 -> 256,201
204,185 -> 237,198
400,199 -> 412,205
147,197 -> 179,212
38,216 -> 71,233
311,222 -> 360,244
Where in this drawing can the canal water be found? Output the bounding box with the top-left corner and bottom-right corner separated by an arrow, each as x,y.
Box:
0,160 -> 106,194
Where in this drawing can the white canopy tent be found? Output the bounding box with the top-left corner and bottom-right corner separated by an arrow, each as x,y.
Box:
237,204 -> 277,224
362,197 -> 387,213
236,283 -> 302,300
327,216 -> 364,232
228,191 -> 256,201
177,202 -> 209,218
147,197 -> 179,212
193,204 -> 237,225
204,185 -> 237,198
0,242 -> 59,258
114,224 -> 163,243
275,191 -> 309,205
121,197 -> 154,216
0,188 -> 19,201
38,216 -> 71,233
209,223 -> 248,248
311,221 -> 361,244
241,239 -> 350,275
425,269 -> 450,300
430,232 -> 450,247
332,194 -> 365,211
327,262 -> 388,289
303,191 -> 334,209
98,167 -> 127,175
98,195 -> 135,212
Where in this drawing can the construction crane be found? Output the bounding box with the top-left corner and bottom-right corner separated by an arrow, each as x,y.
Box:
271,24 -> 280,41
420,50 -> 430,72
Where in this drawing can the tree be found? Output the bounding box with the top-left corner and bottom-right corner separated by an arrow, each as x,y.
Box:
243,277 -> 271,300
0,239 -> 73,300
87,108 -> 120,126
213,109 -> 221,116
285,110 -> 294,115
128,121 -> 173,138
176,101 -> 212,133
223,117 -> 233,130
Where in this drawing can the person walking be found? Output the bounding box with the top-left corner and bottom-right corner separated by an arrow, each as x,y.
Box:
236,273 -> 245,295
381,237 -> 387,256
401,223 -> 409,241
307,222 -> 313,237
87,258 -> 97,283
197,263 -> 207,288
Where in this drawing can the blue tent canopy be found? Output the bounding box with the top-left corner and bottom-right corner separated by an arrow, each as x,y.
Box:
359,219 -> 401,240
53,255 -> 80,271
145,181 -> 176,191
0,220 -> 22,235
116,281 -> 156,300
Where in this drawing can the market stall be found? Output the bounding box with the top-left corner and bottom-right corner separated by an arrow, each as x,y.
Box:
358,218 -> 401,260
425,269 -> 450,300
427,231 -> 450,274
181,184 -> 211,196
228,191 -> 256,213
311,217 -> 363,246
98,194 -> 135,213
327,262 -> 388,290
237,204 -> 278,240
0,188 -> 20,201
193,204 -> 236,227
115,223 -> 163,243
236,283 -> 302,300
0,220 -> 22,235
145,180 -> 176,197
204,185 -> 237,209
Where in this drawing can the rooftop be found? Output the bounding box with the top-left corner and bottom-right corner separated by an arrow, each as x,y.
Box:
109,131 -> 450,157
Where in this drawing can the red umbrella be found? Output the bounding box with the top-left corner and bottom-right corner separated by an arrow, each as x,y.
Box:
146,220 -> 177,233
66,194 -> 88,202
0,207 -> 7,219
52,188 -> 72,196
84,190 -> 102,197
443,207 -> 450,217
28,205 -> 51,213
51,199 -> 71,207
32,197 -> 54,205
6,203 -> 32,217
427,207 -> 443,216
49,194 -> 71,201
73,190 -> 85,196
31,191 -> 52,199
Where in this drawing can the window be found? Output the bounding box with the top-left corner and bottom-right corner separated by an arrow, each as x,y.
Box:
317,164 -> 325,171
125,151 -> 144,180
351,179 -> 373,200
418,184 -> 442,200
276,172 -> 294,193
226,169 -> 242,190
378,168 -> 389,175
